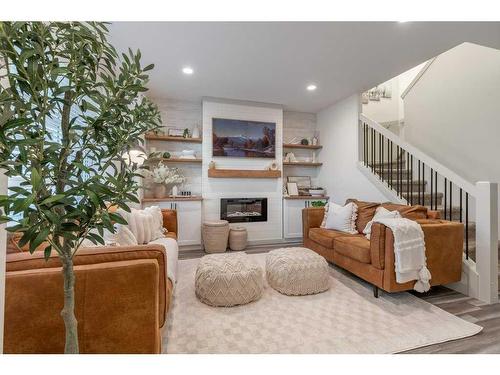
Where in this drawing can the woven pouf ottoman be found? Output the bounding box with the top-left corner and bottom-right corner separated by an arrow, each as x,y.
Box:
266,247 -> 330,296
202,220 -> 229,253
229,227 -> 248,251
195,253 -> 264,307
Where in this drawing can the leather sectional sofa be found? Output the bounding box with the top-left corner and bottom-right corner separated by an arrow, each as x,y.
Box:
302,199 -> 464,296
3,209 -> 178,354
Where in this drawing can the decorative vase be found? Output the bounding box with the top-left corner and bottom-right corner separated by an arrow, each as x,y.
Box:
192,126 -> 200,139
172,185 -> 179,196
153,183 -> 168,198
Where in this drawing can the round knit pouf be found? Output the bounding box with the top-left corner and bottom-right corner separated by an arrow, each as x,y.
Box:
202,220 -> 229,253
266,247 -> 330,296
229,227 -> 248,251
195,253 -> 264,307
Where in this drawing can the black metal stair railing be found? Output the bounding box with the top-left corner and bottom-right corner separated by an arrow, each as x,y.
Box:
360,120 -> 471,260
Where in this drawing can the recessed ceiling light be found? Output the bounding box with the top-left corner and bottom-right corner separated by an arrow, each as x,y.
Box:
398,21 -> 409,23
182,66 -> 194,75
306,84 -> 317,91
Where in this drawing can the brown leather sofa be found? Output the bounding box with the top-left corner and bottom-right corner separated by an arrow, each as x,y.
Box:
3,209 -> 178,354
303,199 -> 464,296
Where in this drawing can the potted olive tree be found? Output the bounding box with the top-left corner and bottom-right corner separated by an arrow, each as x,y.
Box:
0,22 -> 161,353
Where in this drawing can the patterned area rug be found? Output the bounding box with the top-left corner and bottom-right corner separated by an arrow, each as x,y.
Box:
164,253 -> 481,354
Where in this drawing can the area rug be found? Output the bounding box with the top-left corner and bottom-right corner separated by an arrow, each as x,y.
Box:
163,253 -> 481,353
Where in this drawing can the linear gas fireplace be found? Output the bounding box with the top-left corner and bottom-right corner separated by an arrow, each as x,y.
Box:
220,198 -> 268,223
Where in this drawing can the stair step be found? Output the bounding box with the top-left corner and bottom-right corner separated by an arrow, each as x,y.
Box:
387,180 -> 427,189
377,169 -> 411,179
401,192 -> 443,206
370,160 -> 406,168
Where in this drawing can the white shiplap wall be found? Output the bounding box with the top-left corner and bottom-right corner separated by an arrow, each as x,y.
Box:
202,99 -> 284,242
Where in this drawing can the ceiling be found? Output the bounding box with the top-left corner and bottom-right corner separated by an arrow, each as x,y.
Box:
109,22 -> 500,113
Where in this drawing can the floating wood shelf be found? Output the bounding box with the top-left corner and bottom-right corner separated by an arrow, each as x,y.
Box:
283,162 -> 323,167
142,196 -> 203,203
149,157 -> 202,164
208,169 -> 281,178
284,195 -> 329,200
283,143 -> 322,150
145,134 -> 202,143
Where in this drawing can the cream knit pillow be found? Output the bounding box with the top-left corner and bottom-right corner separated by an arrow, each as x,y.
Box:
116,224 -> 138,246
119,207 -> 165,244
363,206 -> 401,240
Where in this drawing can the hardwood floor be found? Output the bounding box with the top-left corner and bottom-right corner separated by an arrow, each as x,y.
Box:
180,247 -> 500,354
404,287 -> 500,353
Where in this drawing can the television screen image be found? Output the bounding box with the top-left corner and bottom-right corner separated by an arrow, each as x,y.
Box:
212,118 -> 276,158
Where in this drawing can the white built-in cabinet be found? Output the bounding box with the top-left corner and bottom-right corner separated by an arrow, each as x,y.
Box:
283,197 -> 329,239
143,199 -> 202,246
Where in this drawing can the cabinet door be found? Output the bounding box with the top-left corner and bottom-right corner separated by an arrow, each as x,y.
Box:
283,200 -> 307,239
175,201 -> 202,246
143,201 -> 202,246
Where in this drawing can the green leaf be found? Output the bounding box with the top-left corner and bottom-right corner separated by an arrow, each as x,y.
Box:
44,245 -> 52,260
29,227 -> 50,253
39,194 -> 66,205
30,168 -> 41,190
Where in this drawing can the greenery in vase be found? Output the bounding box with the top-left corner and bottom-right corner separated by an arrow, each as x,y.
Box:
148,163 -> 186,185
0,21 -> 161,353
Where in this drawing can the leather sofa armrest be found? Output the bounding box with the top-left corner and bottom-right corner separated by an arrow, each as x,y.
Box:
427,210 -> 441,219
161,209 -> 178,236
302,207 -> 325,240
6,244 -> 169,328
381,219 -> 464,290
4,259 -> 161,353
369,223 -> 386,269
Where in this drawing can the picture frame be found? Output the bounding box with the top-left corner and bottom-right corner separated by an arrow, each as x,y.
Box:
286,182 -> 299,196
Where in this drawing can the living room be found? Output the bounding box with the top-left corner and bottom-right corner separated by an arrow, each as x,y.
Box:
1,1 -> 500,373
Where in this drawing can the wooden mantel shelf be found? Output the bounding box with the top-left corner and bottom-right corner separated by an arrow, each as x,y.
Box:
283,143 -> 322,150
208,169 -> 281,178
145,134 -> 202,143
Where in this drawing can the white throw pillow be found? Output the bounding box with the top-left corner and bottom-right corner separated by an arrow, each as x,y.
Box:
322,202 -> 358,234
363,206 -> 402,239
118,207 -> 165,244
116,224 -> 138,246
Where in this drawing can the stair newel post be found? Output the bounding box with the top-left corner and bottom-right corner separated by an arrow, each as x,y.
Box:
475,181 -> 499,304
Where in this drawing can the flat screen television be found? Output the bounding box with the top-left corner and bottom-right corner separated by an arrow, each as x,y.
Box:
212,118 -> 276,158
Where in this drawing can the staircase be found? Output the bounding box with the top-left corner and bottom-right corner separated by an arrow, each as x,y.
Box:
373,158 -> 477,260
358,114 -> 499,303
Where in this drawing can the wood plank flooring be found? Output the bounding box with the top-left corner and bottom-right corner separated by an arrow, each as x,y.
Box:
180,247 -> 500,354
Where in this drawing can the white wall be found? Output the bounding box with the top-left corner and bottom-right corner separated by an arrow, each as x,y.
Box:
362,61 -> 427,132
202,99 -> 284,242
404,43 -> 500,185
317,95 -> 387,205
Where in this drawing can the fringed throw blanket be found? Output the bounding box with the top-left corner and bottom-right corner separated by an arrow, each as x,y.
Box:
374,217 -> 431,292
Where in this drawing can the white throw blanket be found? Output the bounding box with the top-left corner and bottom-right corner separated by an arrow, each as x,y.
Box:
374,217 -> 431,292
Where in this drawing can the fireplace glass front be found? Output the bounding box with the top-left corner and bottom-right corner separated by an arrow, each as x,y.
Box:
220,198 -> 268,223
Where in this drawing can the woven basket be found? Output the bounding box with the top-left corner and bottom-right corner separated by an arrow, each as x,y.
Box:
202,220 -> 229,253
229,227 -> 248,251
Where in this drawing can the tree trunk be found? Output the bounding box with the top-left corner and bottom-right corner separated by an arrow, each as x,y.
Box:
61,256 -> 79,354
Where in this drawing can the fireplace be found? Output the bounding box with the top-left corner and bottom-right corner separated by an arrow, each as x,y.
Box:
220,198 -> 268,223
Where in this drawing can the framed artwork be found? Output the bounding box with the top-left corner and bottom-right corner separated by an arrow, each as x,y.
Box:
212,118 -> 276,158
